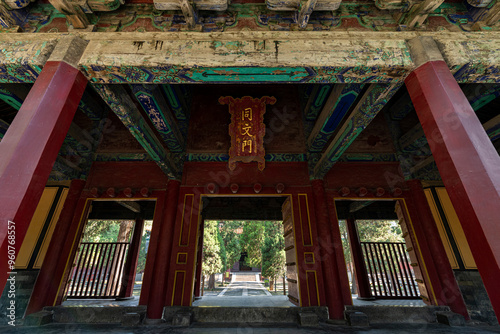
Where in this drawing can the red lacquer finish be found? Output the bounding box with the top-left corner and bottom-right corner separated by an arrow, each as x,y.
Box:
407,180 -> 468,318
147,180 -> 180,319
120,218 -> 145,298
406,60 -> 500,319
311,179 -> 345,319
0,61 -> 87,295
25,180 -> 85,315
346,218 -> 372,299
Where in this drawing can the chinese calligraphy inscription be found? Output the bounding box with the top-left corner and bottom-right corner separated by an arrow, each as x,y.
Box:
219,96 -> 277,171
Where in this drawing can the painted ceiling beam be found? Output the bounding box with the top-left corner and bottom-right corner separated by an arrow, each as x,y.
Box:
307,83 -> 364,153
131,84 -> 185,153
399,85 -> 500,153
298,0 -> 318,29
93,84 -> 180,179
388,93 -> 413,121
303,84 -> 333,136
0,118 -> 8,139
116,201 -> 141,213
0,85 -> 23,110
349,200 -> 375,213
397,0 -> 445,28
313,82 -> 403,179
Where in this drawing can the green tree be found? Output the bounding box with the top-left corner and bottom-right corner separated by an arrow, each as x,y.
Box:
217,228 -> 227,272
261,221 -> 285,291
219,221 -> 242,270
202,220 -> 223,289
239,221 -> 265,269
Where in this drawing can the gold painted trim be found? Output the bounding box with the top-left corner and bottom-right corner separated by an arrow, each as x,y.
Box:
34,188 -> 69,269
171,270 -> 187,306
424,189 -> 459,269
179,194 -> 195,247
177,252 -> 188,265
399,199 -> 438,306
304,252 -> 315,264
16,188 -> 58,269
298,194 -> 313,247
289,195 -> 302,307
305,270 -> 320,306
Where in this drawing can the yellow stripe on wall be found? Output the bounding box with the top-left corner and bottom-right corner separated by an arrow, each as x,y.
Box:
424,189 -> 459,269
435,188 -> 476,270
34,188 -> 69,269
15,188 -> 58,269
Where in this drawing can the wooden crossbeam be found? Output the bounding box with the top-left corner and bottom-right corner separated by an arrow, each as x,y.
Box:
131,84 -> 185,153
307,84 -> 364,153
116,201 -> 141,213
313,82 -> 403,179
93,84 -> 180,179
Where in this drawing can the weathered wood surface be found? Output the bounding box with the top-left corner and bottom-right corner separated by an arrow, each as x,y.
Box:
0,32 -> 499,83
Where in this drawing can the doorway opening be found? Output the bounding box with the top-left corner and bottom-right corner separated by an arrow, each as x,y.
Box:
336,199 -> 425,307
62,199 -> 156,307
193,196 -> 295,307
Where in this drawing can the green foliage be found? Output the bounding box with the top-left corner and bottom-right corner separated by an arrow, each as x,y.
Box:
82,220 -> 121,242
261,221 -> 285,280
239,221 -> 265,268
219,221 -> 242,269
202,220 -> 223,277
217,228 -> 227,272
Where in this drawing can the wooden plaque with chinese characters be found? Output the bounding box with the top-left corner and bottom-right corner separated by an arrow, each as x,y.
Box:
219,96 -> 276,171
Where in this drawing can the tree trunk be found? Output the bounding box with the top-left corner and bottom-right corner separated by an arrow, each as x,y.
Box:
283,276 -> 286,295
269,278 -> 274,291
117,221 -> 134,242
351,261 -> 358,295
208,273 -> 215,290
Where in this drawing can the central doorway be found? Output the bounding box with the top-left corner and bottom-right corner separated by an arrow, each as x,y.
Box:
192,196 -> 296,307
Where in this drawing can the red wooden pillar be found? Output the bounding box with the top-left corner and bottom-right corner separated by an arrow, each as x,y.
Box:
139,191 -> 166,306
311,179 -> 345,319
194,219 -> 205,298
346,218 -> 372,299
405,37 -> 500,318
25,180 -> 85,315
147,179 -> 180,320
407,180 -> 468,317
118,218 -> 145,299
0,38 -> 88,295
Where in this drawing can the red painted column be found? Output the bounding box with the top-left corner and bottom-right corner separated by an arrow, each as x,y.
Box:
405,57 -> 500,318
119,218 -> 145,299
194,219 -> 205,298
0,60 -> 88,295
311,179 -> 345,319
407,180 -> 468,317
25,180 -> 85,315
139,191 -> 166,306
147,179 -> 180,320
346,218 -> 372,299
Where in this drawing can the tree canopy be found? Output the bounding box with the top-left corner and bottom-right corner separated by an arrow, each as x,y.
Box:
261,221 -> 286,281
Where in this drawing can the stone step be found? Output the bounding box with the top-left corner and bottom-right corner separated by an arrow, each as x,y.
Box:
344,305 -> 451,324
164,306 -> 328,326
45,306 -> 146,324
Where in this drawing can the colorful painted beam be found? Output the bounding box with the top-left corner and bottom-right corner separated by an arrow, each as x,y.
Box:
0,118 -> 8,139
307,83 -> 364,153
399,84 -> 500,153
93,84 -> 181,179
303,84 -> 333,137
131,84 -> 185,153
313,82 -> 403,179
0,85 -> 23,109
